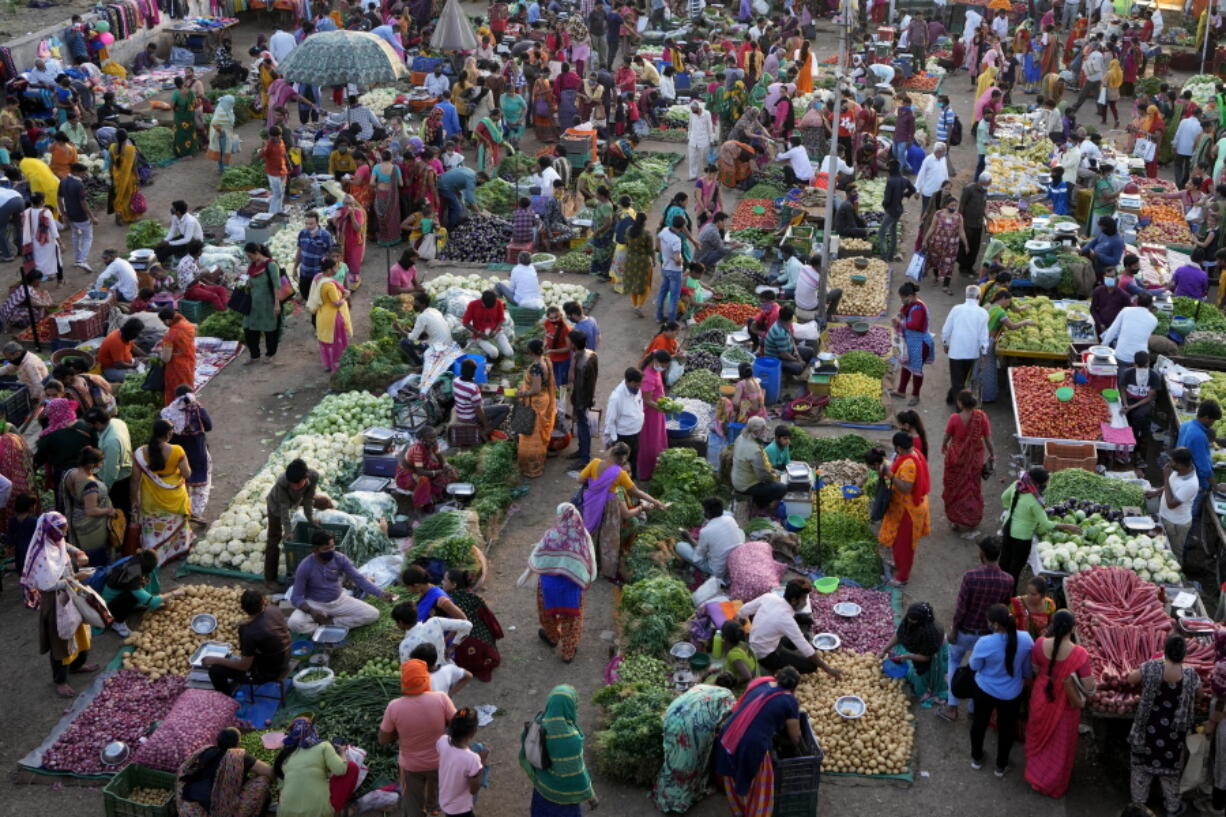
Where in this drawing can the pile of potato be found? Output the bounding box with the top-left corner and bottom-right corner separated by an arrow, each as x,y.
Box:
828,258 -> 889,317
796,651 -> 914,776
122,585 -> 244,679
127,787 -> 173,806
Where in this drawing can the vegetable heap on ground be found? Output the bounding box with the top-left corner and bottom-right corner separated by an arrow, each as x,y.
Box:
828,258 -> 889,317
1042,469 -> 1146,508
122,586 -> 244,678
1036,502 -> 1181,582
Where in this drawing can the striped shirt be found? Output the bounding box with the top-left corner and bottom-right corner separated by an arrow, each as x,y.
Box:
934,107 -> 955,143
763,322 -> 795,358
452,378 -> 482,423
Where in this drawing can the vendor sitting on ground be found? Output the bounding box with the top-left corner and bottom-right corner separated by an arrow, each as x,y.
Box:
287,529 -> 396,634
730,416 -> 788,510
764,424 -> 792,468
738,579 -> 842,676
1081,216 -> 1126,281
461,289 -> 515,361
451,356 -> 511,440
675,497 -> 745,581
176,240 -> 232,312
99,550 -> 180,637
203,589 -> 292,695
394,425 -> 458,512
96,318 -> 146,383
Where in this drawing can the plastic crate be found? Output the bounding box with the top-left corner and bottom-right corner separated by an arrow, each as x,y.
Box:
102,763 -> 177,817
0,381 -> 30,426
509,305 -> 545,328
283,521 -> 354,578
177,299 -> 214,324
772,713 -> 821,817
53,307 -> 107,340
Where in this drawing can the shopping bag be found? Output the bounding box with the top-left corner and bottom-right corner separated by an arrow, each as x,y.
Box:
1133,137 -> 1156,163
904,251 -> 926,283
56,589 -> 83,640
227,287 -> 253,315
68,578 -> 112,627
1181,732 -> 1210,794
1096,85 -> 1107,105
417,232 -> 438,260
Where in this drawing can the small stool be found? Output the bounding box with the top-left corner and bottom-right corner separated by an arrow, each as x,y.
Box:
506,241 -> 534,264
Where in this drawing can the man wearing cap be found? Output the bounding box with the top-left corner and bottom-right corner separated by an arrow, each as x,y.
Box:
0,340 -> 49,405
686,100 -> 716,181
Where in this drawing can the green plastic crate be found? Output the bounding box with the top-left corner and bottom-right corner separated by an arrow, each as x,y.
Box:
102,764 -> 177,817
177,299 -> 214,325
283,520 -> 354,579
509,305 -> 545,328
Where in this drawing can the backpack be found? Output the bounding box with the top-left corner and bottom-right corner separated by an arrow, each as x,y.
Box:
521,713 -> 552,770
948,114 -> 963,147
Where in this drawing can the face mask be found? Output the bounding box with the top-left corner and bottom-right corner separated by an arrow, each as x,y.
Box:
627,385 -> 640,395
317,550 -> 335,562
1104,277 -> 1116,287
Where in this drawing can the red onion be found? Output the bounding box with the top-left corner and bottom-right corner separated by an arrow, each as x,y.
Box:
132,689 -> 239,771
823,325 -> 893,356
808,586 -> 896,654
727,541 -> 788,603
42,670 -> 186,774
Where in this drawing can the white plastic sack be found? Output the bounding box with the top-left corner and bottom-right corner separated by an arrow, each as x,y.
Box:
354,789 -> 400,814
339,491 -> 398,522
692,576 -> 722,606
358,553 -> 405,589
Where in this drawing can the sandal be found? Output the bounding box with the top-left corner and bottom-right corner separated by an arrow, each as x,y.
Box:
71,663 -> 99,674
538,628 -> 558,648
936,705 -> 958,722
907,397 -> 920,406
55,684 -> 76,698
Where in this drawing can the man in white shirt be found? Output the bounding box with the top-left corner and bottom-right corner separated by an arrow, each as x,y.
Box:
424,65 -> 451,99
686,100 -> 716,181
158,199 -> 204,265
1079,130 -> 1104,180
1151,7 -> 1164,39
441,142 -> 465,170
738,579 -> 842,675
531,155 -> 561,192
656,216 -> 686,322
990,9 -> 1008,40
343,95 -> 383,141
941,285 -> 990,404
775,135 -> 814,188
401,291 -> 453,365
676,498 -> 745,580
497,252 -> 545,308
96,249 -> 139,302
818,153 -> 854,184
1148,447 -> 1199,562
1173,116 -> 1204,190
748,17 -> 766,42
269,28 -> 296,63
915,142 -> 951,210
792,255 -> 843,322
1070,45 -> 1105,115
395,602 -> 473,664
1059,140 -> 1082,184
603,368 -> 645,476
1101,291 -> 1159,376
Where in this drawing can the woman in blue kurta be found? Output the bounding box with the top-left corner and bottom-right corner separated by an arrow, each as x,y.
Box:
714,668 -> 806,817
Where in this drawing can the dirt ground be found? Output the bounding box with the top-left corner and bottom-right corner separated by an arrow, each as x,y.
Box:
0,14 -> 1186,817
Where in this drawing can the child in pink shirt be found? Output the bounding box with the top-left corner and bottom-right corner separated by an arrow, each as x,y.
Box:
436,708 -> 487,817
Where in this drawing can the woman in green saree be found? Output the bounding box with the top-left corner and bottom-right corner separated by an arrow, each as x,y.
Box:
587,186 -> 616,279
521,685 -> 598,816
171,76 -> 196,158
652,675 -> 738,814
501,89 -> 527,146
749,73 -> 773,110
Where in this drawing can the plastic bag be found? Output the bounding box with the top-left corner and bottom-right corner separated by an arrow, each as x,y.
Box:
1181,732 -> 1210,794
339,491 -> 398,522
358,553 -> 406,589
691,575 -> 722,606
56,589 -> 83,640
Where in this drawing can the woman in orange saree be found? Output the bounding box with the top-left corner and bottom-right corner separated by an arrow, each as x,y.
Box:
940,390 -> 994,531
877,431 -> 931,587
1025,611 -> 1094,798
159,312 -> 197,407
515,338 -> 556,478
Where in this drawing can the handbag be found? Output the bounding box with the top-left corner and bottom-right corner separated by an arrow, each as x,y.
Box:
509,401 -> 538,435
869,471 -> 891,522
417,232 -> 438,261
130,190 -> 148,215
1133,137 -> 1156,163
228,287 -> 253,315
56,588 -> 83,640
66,577 -> 112,627
142,360 -> 165,392
1064,672 -> 1089,709
950,664 -> 977,699
1096,85 -> 1107,105
521,713 -> 552,770
904,251 -> 926,283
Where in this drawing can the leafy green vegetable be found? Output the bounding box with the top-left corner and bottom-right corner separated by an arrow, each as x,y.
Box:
828,539 -> 883,587
198,205 -> 228,226
128,127 -> 175,164
789,431 -> 874,464
211,190 -> 252,210
671,370 -> 723,403
475,177 -> 518,215
556,250 -> 592,273
837,350 -> 890,379
312,675 -> 402,791
125,219 -> 167,251
649,448 -> 718,500
219,164 -> 266,190
694,315 -> 740,333
617,653 -> 670,688
729,228 -> 775,245
824,395 -> 886,422
497,152 -> 538,180
1174,296 -> 1226,331
799,511 -> 876,565
198,309 -> 244,341
1044,469 -> 1146,508
1185,330 -> 1226,357
744,182 -> 785,199
620,574 -> 693,656
591,683 -> 674,786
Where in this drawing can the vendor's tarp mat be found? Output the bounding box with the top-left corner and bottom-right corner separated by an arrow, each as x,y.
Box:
19,669 -> 119,776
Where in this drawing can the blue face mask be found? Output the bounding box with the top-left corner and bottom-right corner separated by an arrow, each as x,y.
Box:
317,550 -> 335,562
627,385 -> 640,395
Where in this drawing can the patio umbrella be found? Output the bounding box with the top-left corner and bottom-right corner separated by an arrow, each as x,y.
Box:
275,30 -> 407,88
431,0 -> 478,52
987,0 -> 1012,10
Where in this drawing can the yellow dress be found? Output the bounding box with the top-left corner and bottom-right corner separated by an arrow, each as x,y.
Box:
314,279 -> 352,344
877,457 -> 932,545
19,157 -> 60,216
140,445 -> 191,517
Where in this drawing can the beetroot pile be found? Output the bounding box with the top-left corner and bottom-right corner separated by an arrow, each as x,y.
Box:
43,671 -> 186,774
810,586 -> 896,654
133,688 -> 239,771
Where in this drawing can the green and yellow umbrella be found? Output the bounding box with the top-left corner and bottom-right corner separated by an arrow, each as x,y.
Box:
275,30 -> 407,88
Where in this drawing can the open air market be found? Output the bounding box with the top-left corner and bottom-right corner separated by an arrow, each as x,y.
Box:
19,0 -> 1226,817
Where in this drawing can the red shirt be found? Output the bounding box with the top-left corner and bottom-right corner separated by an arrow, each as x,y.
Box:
754,302 -> 780,330
263,139 -> 288,177
462,299 -> 506,333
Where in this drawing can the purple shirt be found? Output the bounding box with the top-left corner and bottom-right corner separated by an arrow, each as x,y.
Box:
290,551 -> 383,607
1172,264 -> 1209,299
894,106 -> 916,144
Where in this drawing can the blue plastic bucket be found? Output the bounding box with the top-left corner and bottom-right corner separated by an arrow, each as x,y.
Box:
727,421 -> 746,442
753,357 -> 782,405
452,353 -> 487,384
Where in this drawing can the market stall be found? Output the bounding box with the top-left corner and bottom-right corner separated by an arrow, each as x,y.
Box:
1007,365 -> 1136,460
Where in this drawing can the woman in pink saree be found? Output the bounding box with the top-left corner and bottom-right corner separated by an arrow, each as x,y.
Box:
940,390 -> 994,532
1025,610 -> 1094,798
636,350 -> 670,480
334,194 -> 367,290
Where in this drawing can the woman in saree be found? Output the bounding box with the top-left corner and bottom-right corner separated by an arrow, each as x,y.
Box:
794,41 -> 814,94
421,106 -> 445,151
653,675 -> 738,814
940,389 -> 994,532
313,271 -> 351,373
443,568 -> 504,682
516,339 -> 556,479
1134,104 -> 1165,178
104,130 -> 137,225
577,441 -> 665,579
717,140 -> 756,188
0,419 -> 35,526
607,197 -> 636,293
976,63 -> 999,103
1040,72 -> 1065,109
878,431 -> 932,587
588,186 -> 615,279
257,57 -> 276,112
532,75 -> 558,142
0,269 -> 55,329
724,81 -> 747,131
749,72 -> 772,112
171,77 -> 196,158
519,507 -> 598,666
1011,576 -> 1057,638
162,387 -> 212,521
622,212 -> 655,315
636,350 -> 669,480
177,726 -> 272,817
394,425 -> 456,512
520,687 -> 598,815
474,109 -> 507,173
879,602 -> 947,704
501,88 -> 527,145
694,164 -> 723,223
60,446 -> 116,566
1101,58 -> 1123,128
160,309 -> 197,407
1025,610 -> 1094,799
207,95 -> 239,173
772,87 -> 796,139
555,61 -> 582,126
132,419 -> 191,563
372,150 -> 402,247
1039,25 -> 1061,78
335,195 -> 367,290
21,192 -> 61,283
714,668 -> 806,817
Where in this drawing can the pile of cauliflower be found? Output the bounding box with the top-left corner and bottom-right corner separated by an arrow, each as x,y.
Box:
1036,532 -> 1183,584
424,273 -> 591,311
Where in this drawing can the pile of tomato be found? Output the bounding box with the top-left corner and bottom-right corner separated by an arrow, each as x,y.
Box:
1012,366 -> 1109,441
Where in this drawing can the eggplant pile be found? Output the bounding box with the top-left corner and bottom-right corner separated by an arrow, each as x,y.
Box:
439,214 -> 514,265
1045,499 -> 1127,524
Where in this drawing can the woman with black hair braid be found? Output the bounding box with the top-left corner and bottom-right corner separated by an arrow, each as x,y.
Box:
1024,610 -> 1094,798
967,603 -> 1034,778
1126,635 -> 1200,817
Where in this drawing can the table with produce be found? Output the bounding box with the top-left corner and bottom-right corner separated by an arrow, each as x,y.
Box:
1158,296 -> 1226,368
985,116 -> 1056,198
1007,365 -> 1134,450
995,296 -> 1097,360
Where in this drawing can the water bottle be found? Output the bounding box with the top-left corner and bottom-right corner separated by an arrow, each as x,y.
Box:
711,631 -> 724,659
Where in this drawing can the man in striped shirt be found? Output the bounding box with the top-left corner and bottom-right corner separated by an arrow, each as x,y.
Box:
451,357 -> 509,437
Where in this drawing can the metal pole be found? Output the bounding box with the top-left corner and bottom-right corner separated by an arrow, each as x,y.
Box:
818,0 -> 848,327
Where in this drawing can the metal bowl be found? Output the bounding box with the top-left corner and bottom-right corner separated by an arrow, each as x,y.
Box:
832,602 -> 862,618
670,641 -> 697,660
812,632 -> 841,651
191,613 -> 217,635
101,741 -> 131,766
446,482 -> 476,498
835,695 -> 866,719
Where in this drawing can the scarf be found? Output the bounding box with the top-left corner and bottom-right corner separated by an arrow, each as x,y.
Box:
1015,470 -> 1043,499
19,511 -> 70,606
212,95 -> 236,130
898,601 -> 942,656
580,462 -> 623,532
161,392 -> 202,435
423,107 -> 443,143
1105,59 -> 1123,89
283,717 -> 321,749
40,398 -> 77,437
892,449 -> 930,506
1143,104 -> 1163,133
520,685 -> 594,804
32,207 -> 52,246
400,658 -> 430,694
528,503 -> 596,589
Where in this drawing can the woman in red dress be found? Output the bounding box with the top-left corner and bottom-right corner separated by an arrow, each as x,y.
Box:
940,389 -> 994,532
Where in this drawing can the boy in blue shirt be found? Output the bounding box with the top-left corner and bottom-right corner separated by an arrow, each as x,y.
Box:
764,424 -> 792,469
1044,167 -> 1071,216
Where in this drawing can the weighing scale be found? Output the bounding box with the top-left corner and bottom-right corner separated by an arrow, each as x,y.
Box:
187,641 -> 232,689
128,248 -> 156,275
309,625 -> 349,666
